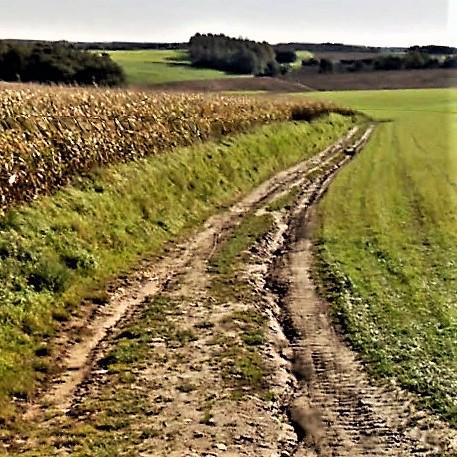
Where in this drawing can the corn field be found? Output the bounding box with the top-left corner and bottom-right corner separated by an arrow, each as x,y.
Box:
0,85 -> 354,213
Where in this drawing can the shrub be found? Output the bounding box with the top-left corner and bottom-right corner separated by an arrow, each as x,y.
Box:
27,256 -> 70,293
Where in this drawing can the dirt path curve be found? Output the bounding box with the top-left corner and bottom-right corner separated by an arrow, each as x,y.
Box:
34,125 -> 363,414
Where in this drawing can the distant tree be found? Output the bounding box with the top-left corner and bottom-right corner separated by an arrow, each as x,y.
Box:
372,51 -> 442,71
442,56 -> 457,68
263,61 -> 281,77
404,51 -> 429,69
0,42 -> 125,86
279,64 -> 292,75
347,60 -> 365,72
374,55 -> 404,70
275,48 -> 297,64
319,58 -> 334,73
302,57 -> 319,67
409,45 -> 457,55
0,46 -> 26,81
189,33 -> 278,76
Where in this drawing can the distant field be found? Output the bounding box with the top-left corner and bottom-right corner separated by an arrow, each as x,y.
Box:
314,51 -> 383,60
308,89 -> 457,424
284,68 -> 457,91
107,49 -> 234,85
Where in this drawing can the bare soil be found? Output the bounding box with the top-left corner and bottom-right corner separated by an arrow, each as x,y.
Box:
36,127 -> 363,415
5,126 -> 457,456
282,68 -> 457,91
148,76 -> 311,92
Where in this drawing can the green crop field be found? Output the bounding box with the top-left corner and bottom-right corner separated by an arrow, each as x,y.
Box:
107,49 -> 235,85
306,89 -> 457,424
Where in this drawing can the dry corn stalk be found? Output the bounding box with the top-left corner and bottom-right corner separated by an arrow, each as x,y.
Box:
0,85 -> 354,212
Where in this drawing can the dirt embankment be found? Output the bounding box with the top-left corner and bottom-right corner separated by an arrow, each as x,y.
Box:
5,125 -> 456,456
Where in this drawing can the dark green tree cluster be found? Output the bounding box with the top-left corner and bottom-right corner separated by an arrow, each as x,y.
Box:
374,51 -> 444,71
409,45 -> 457,55
274,48 -> 297,64
309,51 -> 455,74
189,34 -> 280,76
443,55 -> 457,68
0,42 -> 125,86
319,58 -> 335,73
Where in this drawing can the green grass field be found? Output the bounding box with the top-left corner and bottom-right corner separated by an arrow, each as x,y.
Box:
307,89 -> 457,424
107,49 -> 235,85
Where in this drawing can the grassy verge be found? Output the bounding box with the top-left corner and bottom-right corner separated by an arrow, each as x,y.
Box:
310,89 -> 457,425
0,114 -> 357,422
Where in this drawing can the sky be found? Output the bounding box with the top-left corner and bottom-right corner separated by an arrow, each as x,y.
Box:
0,0 -> 455,47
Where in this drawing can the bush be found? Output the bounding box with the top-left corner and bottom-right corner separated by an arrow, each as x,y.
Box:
27,256 -> 70,293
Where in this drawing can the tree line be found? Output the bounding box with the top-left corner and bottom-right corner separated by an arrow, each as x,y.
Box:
0,42 -> 125,86
409,45 -> 457,55
189,34 -> 281,76
372,51 -> 456,71
306,51 -> 457,74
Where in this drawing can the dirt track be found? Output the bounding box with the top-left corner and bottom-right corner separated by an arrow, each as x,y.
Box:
9,125 -> 457,455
